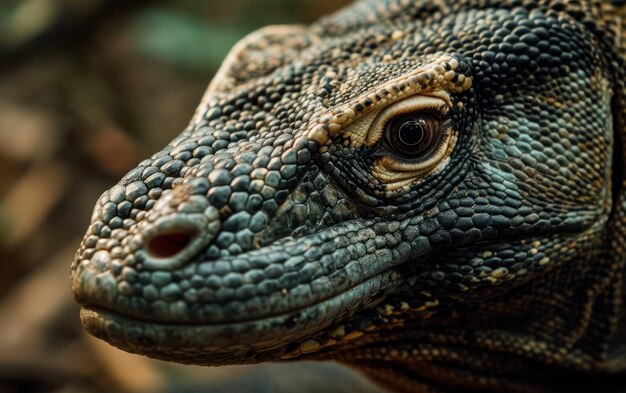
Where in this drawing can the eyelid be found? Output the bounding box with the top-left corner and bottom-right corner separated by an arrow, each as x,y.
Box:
366,91 -> 451,146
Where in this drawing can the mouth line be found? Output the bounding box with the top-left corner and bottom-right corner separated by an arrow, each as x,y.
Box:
78,267 -> 404,360
79,259 -> 404,328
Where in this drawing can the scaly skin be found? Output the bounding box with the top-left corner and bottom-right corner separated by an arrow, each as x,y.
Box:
71,1 -> 626,391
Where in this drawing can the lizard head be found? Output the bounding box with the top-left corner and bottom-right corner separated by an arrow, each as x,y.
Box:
71,0 -> 626,387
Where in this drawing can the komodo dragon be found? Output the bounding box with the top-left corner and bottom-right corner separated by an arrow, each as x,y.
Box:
71,0 -> 626,391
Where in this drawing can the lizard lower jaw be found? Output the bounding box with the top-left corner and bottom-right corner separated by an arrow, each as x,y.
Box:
78,268 -> 402,364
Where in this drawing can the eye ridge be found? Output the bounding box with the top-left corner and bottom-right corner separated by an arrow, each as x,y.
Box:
385,112 -> 441,157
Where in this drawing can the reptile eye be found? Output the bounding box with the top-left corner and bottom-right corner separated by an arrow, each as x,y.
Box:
385,113 -> 440,158
354,91 -> 458,192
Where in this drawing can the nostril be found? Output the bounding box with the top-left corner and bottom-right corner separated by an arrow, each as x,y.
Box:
139,205 -> 220,270
147,231 -> 194,259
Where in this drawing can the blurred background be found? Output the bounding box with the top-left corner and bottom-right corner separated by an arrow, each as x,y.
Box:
0,1 -> 386,392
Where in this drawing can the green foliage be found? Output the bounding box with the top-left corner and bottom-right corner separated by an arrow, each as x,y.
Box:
133,8 -> 252,73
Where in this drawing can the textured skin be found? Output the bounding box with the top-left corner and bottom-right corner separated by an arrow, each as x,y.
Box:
71,0 -> 626,391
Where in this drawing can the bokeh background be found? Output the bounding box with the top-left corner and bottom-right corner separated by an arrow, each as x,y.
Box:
0,1 -> 386,392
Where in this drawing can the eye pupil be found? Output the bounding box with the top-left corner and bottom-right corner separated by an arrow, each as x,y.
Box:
398,120 -> 425,146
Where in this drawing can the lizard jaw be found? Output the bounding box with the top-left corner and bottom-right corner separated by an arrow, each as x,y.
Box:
78,267 -> 402,365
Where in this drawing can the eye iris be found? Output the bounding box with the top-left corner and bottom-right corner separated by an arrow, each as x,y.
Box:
398,120 -> 425,146
386,114 -> 439,157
